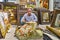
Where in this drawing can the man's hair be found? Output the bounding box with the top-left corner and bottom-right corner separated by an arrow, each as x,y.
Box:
27,8 -> 33,11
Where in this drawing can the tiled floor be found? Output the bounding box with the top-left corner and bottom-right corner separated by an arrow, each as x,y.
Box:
0,25 -> 18,40
0,25 -> 46,40
0,25 -> 44,40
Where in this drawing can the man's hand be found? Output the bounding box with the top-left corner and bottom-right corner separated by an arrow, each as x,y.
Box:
22,20 -> 26,23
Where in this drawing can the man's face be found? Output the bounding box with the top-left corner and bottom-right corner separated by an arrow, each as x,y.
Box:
27,9 -> 32,16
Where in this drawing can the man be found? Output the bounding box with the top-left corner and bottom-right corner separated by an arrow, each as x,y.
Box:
21,8 -> 37,24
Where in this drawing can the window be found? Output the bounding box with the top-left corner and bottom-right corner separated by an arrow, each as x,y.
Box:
7,0 -> 16,2
0,0 -> 4,2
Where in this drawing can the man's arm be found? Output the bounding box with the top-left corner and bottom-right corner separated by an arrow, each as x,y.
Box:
33,14 -> 38,22
21,14 -> 26,23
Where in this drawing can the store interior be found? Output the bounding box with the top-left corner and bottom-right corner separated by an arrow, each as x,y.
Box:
0,0 -> 60,40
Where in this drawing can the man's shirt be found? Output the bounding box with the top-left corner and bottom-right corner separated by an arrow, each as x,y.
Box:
21,13 -> 38,22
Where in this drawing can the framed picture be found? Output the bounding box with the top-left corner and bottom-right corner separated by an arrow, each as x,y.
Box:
54,14 -> 60,27
42,12 -> 49,22
2,2 -> 19,25
54,0 -> 60,10
51,10 -> 60,27
40,0 -> 49,9
41,12 -> 50,24
34,8 -> 51,24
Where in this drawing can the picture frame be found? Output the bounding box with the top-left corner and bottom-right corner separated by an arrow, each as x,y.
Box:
42,12 -> 49,22
37,8 -> 51,24
51,9 -> 60,27
40,12 -> 51,24
0,2 -> 19,25
40,0 -> 49,9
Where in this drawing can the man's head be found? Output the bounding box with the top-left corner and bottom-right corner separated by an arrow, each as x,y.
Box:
27,8 -> 32,16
